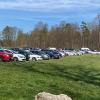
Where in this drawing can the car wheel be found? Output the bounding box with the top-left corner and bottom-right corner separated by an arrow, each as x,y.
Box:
32,57 -> 36,61
13,57 -> 18,62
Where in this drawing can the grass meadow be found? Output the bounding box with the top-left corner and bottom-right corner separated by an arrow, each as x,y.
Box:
0,55 -> 100,100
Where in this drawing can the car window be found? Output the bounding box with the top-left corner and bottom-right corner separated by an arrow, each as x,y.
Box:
28,52 -> 33,55
0,50 -> 4,52
13,51 -> 18,54
31,51 -> 38,54
32,51 -> 35,53
39,51 -> 45,54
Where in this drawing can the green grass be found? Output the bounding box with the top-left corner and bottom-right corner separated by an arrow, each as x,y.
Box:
0,55 -> 100,100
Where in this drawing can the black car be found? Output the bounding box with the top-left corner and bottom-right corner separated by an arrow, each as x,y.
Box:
10,48 -> 20,52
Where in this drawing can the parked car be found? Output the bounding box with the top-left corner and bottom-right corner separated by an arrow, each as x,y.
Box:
63,50 -> 74,56
31,50 -> 50,60
4,49 -> 26,61
81,48 -> 90,51
13,50 -> 30,61
0,49 -> 13,61
27,51 -> 43,61
54,50 -> 65,57
51,50 -> 62,58
16,50 -> 42,61
13,53 -> 26,61
41,49 -> 60,59
88,50 -> 100,54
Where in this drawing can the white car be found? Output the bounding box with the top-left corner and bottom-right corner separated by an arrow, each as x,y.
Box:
4,49 -> 26,61
88,51 -> 100,54
81,48 -> 90,51
13,53 -> 26,61
76,51 -> 83,55
27,52 -> 43,61
29,54 -> 43,61
59,51 -> 65,57
64,50 -> 74,56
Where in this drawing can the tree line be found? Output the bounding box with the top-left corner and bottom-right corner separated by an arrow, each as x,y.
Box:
0,14 -> 100,50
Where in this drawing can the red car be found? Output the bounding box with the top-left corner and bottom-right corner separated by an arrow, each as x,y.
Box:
0,50 -> 13,61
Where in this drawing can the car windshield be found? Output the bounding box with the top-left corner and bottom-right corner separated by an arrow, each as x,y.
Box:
12,51 -> 18,54
32,51 -> 45,55
26,51 -> 33,55
38,51 -> 46,55
51,51 -> 58,54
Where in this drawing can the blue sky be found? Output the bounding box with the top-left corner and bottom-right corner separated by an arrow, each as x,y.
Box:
0,0 -> 100,32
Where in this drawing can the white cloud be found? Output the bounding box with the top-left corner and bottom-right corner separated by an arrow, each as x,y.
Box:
0,0 -> 99,12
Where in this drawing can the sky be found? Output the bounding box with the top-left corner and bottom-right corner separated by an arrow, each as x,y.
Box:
0,0 -> 100,32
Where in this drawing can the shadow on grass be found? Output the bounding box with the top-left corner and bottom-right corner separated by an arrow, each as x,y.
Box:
22,62 -> 100,87
5,61 -> 100,100
13,61 -> 100,87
